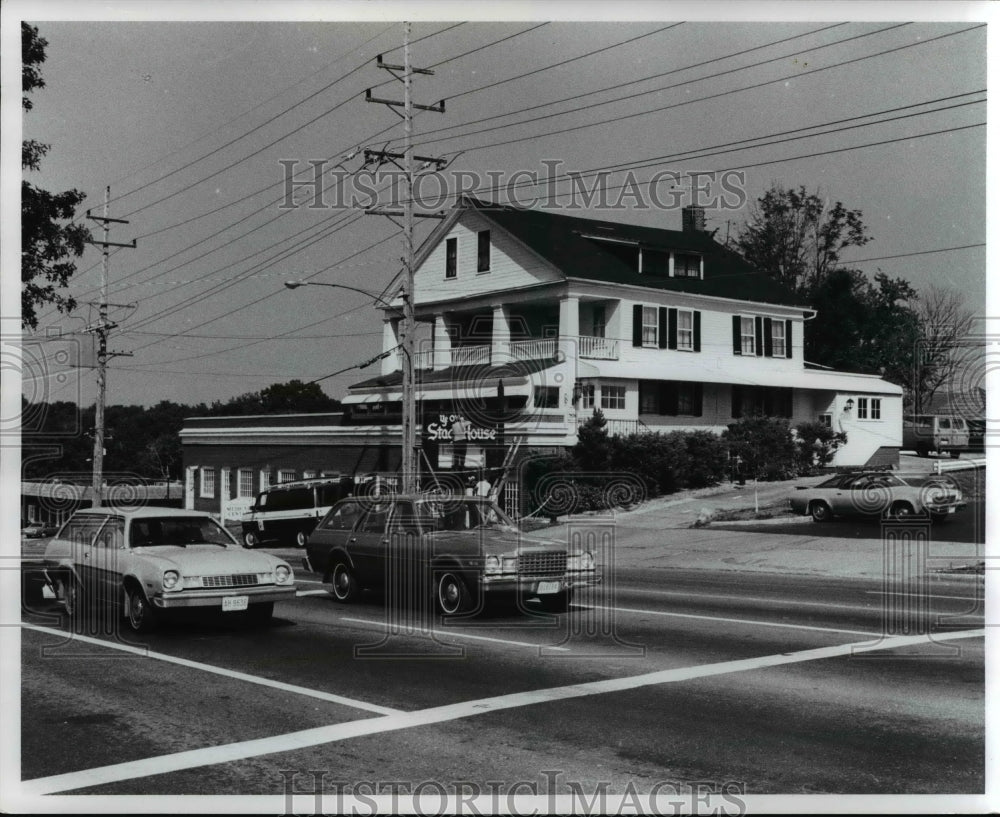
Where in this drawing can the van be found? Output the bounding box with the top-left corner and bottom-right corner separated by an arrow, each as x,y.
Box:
902,415 -> 970,458
241,476 -> 354,548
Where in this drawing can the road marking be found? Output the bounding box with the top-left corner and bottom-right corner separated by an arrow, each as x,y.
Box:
295,589 -> 330,597
866,591 -> 983,602
626,587 -> 875,611
340,616 -> 572,652
20,623 -> 400,716
20,628 -> 984,796
588,604 -> 879,637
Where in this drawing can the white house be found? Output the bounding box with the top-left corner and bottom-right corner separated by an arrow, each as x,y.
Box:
343,196 -> 903,469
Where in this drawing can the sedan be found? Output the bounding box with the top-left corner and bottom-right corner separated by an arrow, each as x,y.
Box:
44,506 -> 296,632
790,471 -> 966,522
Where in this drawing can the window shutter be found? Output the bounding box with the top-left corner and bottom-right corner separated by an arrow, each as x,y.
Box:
658,307 -> 668,349
731,386 -> 742,418
785,319 -> 793,358
667,308 -> 678,350
693,383 -> 703,417
763,317 -> 773,357
693,311 -> 701,352
661,381 -> 679,416
754,316 -> 763,357
632,305 -> 643,347
732,316 -> 741,355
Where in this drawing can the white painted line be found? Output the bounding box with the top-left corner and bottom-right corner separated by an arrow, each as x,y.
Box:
627,587 -> 875,611
295,589 -> 330,597
21,628 -> 984,796
340,616 -> 571,652
589,604 -> 879,637
20,623 -> 400,717
866,591 -> 983,603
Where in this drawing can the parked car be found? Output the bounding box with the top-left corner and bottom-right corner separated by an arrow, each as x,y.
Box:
21,523 -> 58,539
902,414 -> 969,457
790,471 -> 966,522
43,507 -> 296,632
241,475 -> 354,548
304,494 -> 600,615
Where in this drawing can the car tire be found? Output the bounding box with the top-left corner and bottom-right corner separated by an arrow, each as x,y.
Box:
126,586 -> 157,634
888,501 -> 915,521
331,561 -> 360,603
809,501 -> 832,523
436,571 -> 473,616
536,590 -> 573,613
245,601 -> 274,625
295,530 -> 308,548
54,574 -> 81,618
242,530 -> 260,549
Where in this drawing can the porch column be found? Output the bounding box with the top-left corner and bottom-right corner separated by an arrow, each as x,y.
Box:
558,296 -> 580,359
432,313 -> 452,370
381,318 -> 400,376
491,304 -> 510,363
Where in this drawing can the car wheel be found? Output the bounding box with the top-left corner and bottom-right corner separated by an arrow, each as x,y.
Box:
126,587 -> 157,633
331,561 -> 360,603
54,575 -> 80,618
536,590 -> 572,613
888,501 -> 915,521
809,501 -> 832,523
242,530 -> 260,549
245,601 -> 274,625
295,530 -> 308,548
436,571 -> 472,616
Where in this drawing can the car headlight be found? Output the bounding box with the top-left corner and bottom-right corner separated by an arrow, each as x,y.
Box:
501,556 -> 517,573
162,570 -> 180,591
484,555 -> 501,575
567,551 -> 595,571
275,564 -> 292,584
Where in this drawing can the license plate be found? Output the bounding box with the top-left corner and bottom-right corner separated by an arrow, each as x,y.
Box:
948,507 -> 956,513
222,595 -> 248,612
536,581 -> 561,595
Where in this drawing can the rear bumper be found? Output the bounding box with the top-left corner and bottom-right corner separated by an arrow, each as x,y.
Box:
153,585 -> 296,609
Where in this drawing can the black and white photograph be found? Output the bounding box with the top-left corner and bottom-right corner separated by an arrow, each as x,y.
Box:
2,0 -> 994,813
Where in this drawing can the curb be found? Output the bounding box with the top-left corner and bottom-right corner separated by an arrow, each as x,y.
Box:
704,514 -> 803,527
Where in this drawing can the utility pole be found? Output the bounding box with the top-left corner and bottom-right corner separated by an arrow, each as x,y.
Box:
365,22 -> 446,494
86,186 -> 135,507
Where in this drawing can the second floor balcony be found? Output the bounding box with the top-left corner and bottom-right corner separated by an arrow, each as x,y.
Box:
401,335 -> 619,371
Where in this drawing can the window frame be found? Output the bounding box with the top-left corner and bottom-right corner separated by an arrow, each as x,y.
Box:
277,469 -> 296,484
673,252 -> 701,278
533,386 -> 560,409
579,383 -> 595,410
238,468 -> 254,498
601,384 -> 626,411
476,230 -> 491,273
857,397 -> 882,421
199,468 -> 216,499
771,319 -> 786,357
740,316 -> 755,355
445,236 -> 458,279
641,306 -> 658,347
676,308 -> 694,351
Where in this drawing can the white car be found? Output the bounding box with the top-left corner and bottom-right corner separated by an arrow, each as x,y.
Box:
44,506 -> 295,633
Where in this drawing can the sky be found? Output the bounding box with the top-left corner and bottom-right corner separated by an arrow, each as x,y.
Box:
5,1 -> 993,410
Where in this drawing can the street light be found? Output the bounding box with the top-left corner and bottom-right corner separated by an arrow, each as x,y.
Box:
284,279 -> 418,493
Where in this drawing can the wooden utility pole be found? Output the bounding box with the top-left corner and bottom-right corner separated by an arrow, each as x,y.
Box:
86,186 -> 135,507
365,22 -> 446,494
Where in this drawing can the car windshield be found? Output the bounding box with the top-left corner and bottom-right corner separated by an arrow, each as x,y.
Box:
417,500 -> 517,532
129,516 -> 234,547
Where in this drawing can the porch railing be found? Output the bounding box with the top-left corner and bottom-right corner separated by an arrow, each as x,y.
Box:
577,335 -> 618,359
393,335 -> 619,371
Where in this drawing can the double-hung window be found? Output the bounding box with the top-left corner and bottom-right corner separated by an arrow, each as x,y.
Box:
674,253 -> 701,278
238,468 -> 254,498
857,397 -> 882,420
642,306 -> 658,347
740,316 -> 755,355
200,468 -> 216,499
771,320 -> 786,357
601,385 -> 626,410
676,309 -> 694,351
579,384 -> 595,410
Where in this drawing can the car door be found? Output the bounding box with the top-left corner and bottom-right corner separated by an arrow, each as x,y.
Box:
62,514 -> 108,595
92,516 -> 126,607
307,499 -> 362,576
349,501 -> 392,590
831,475 -> 864,514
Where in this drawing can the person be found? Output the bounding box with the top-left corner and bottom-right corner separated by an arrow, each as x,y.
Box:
451,415 -> 468,469
475,472 -> 491,497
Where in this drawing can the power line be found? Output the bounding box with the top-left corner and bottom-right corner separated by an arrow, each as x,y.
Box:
844,243 -> 985,265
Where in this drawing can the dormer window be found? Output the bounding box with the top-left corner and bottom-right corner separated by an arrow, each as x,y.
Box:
641,248 -> 669,275
445,237 -> 457,279
674,253 -> 701,278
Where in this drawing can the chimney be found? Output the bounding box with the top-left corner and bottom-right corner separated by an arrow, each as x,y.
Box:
681,206 -> 706,233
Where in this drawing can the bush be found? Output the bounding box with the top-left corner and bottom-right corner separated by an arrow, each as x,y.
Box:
573,409 -> 611,470
794,421 -> 847,475
610,432 -> 690,496
682,429 -> 730,488
723,416 -> 797,481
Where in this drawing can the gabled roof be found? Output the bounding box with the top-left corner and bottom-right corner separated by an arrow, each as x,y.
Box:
462,196 -> 808,308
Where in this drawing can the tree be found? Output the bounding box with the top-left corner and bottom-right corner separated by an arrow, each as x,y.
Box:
209,379 -> 342,415
912,285 -> 977,414
730,185 -> 871,293
22,23 -> 91,329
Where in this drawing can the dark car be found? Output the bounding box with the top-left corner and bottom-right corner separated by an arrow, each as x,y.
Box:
22,523 -> 58,539
789,471 -> 966,522
304,494 -> 600,615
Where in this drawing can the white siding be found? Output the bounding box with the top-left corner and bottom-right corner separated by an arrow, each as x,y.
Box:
413,211 -> 561,304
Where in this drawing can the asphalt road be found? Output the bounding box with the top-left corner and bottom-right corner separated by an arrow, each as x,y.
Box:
18,547 -> 984,803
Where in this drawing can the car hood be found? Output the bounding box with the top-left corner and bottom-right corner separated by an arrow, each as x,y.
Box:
130,545 -> 287,574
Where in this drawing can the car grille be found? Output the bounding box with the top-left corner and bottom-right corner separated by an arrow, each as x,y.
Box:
518,551 -> 566,577
202,573 -> 260,588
